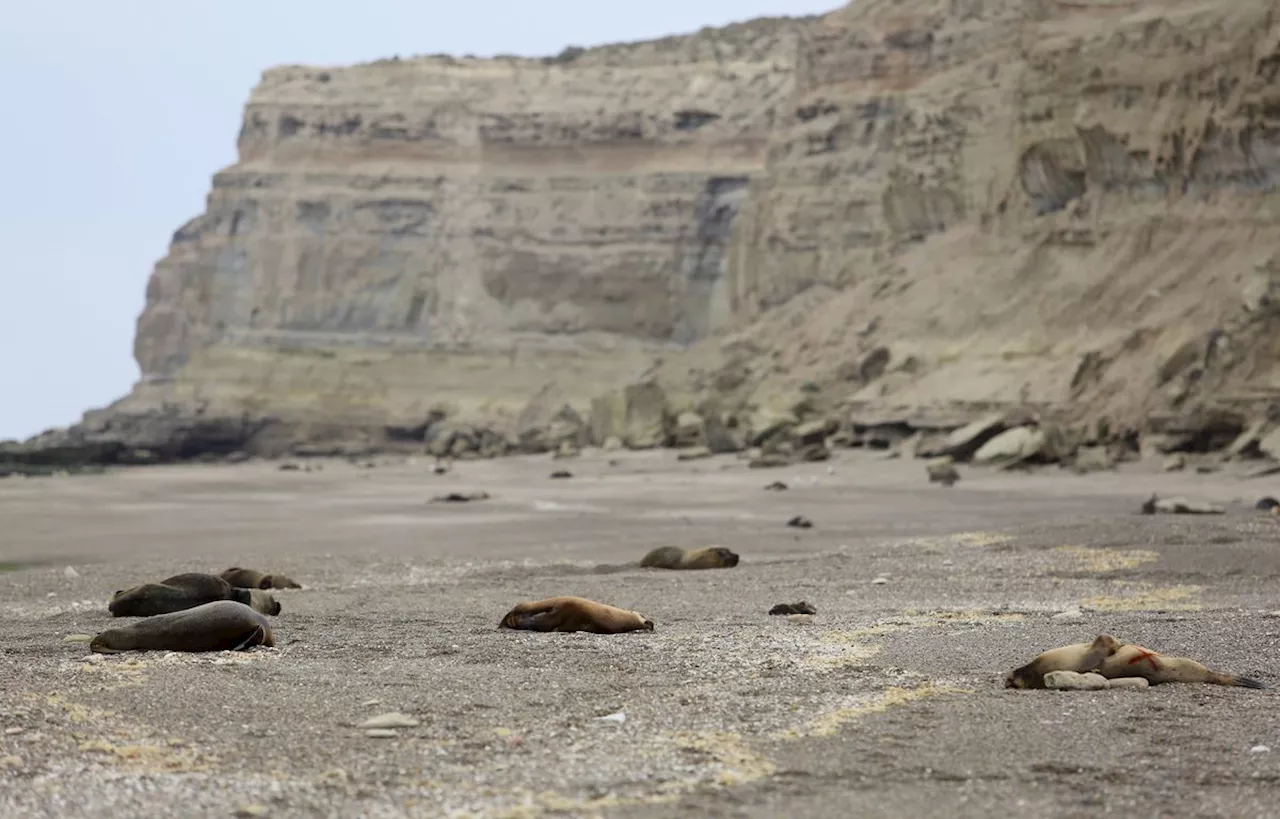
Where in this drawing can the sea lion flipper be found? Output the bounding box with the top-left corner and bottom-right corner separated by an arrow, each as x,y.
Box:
1079,634 -> 1123,672
230,624 -> 268,652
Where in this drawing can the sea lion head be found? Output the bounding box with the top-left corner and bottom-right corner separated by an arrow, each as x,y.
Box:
1004,665 -> 1035,689
263,574 -> 302,590
708,547 -> 740,567
637,615 -> 656,631
247,590 -> 282,616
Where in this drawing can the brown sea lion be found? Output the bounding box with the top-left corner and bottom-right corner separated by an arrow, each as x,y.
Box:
90,601 -> 275,654
109,573 -> 281,617
769,602 -> 817,616
1096,643 -> 1267,689
498,596 -> 654,634
219,567 -> 302,590
639,546 -> 740,570
1004,634 -> 1123,689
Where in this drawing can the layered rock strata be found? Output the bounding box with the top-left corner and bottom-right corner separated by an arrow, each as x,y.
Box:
13,0 -> 1280,468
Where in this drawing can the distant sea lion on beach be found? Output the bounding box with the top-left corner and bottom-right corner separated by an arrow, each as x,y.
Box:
91,600 -> 275,654
220,567 -> 303,590
1255,496 -> 1280,512
769,602 -> 817,615
498,596 -> 654,634
109,573 -> 281,617
639,546 -> 740,570
1006,634 -> 1266,690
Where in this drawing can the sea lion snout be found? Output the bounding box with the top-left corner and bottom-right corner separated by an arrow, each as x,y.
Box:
712,547 -> 740,567
640,617 -> 656,631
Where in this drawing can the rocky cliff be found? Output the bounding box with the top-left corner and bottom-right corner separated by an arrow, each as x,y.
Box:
12,0 -> 1280,466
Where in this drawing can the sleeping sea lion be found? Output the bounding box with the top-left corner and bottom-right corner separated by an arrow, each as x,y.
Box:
219,567 -> 303,590
109,573 -> 281,617
498,596 -> 654,634
639,546 -> 740,570
1004,634 -> 1123,689
90,600 -> 275,654
1096,643 -> 1266,689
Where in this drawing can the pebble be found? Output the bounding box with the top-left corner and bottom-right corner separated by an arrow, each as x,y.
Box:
364,729 -> 398,739
63,566 -> 80,580
870,576 -> 890,585
62,634 -> 93,644
1251,745 -> 1271,754
0,756 -> 23,769
81,654 -> 105,664
4,727 -> 25,736
359,699 -> 382,708
597,711 -> 626,724
357,712 -> 420,729
233,805 -> 269,818
787,614 -> 815,625
1051,609 -> 1084,623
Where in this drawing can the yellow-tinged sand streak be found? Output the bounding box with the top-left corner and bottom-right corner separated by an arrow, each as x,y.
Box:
33,693 -> 216,773
1053,545 -> 1160,573
900,531 -> 1015,550
1081,582 -> 1204,611
774,683 -> 969,741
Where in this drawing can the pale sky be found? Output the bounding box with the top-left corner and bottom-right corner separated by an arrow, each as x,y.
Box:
0,1 -> 837,441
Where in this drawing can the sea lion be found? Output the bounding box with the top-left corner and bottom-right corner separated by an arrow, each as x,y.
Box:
639,546 -> 740,570
109,573 -> 281,617
1004,634 -> 1123,689
1140,493 -> 1225,515
219,567 -> 302,590
769,602 -> 817,616
1095,643 -> 1267,689
498,596 -> 654,634
90,600 -> 275,654
786,515 -> 814,529
1256,496 -> 1280,511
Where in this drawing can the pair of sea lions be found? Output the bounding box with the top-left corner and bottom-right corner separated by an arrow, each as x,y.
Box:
499,547 -> 740,634
109,573 -> 282,617
1006,634 -> 1266,690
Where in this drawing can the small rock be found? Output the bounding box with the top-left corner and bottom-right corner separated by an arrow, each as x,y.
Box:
597,711 -> 626,724
63,566 -> 80,580
786,614 -> 815,625
1106,677 -> 1150,690
786,515 -> 813,529
45,592 -> 56,598
62,634 -> 93,644
81,654 -> 105,663
359,699 -> 382,708
676,446 -> 713,462
278,463 -> 302,472
4,727 -> 24,736
364,729 -> 398,739
1250,745 -> 1271,754
1162,454 -> 1186,472
0,756 -> 23,769
358,712 -> 420,729
927,460 -> 960,487
1044,671 -> 1110,691
870,576 -> 889,585
1051,609 -> 1084,623
763,481 -> 789,491
233,806 -> 269,818
549,470 -> 573,479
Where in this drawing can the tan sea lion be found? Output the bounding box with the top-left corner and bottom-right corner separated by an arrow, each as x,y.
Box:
498,596 -> 654,634
1004,634 -> 1123,689
90,600 -> 275,654
639,546 -> 740,570
1096,643 -> 1266,689
219,567 -> 302,590
109,573 -> 281,617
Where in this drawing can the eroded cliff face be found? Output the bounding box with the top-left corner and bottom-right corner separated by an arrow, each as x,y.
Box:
126,17 -> 812,434
669,0 -> 1280,435
29,0 -> 1280,462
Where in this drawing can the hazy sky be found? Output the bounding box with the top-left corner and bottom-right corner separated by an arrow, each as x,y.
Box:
0,1 -> 837,441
